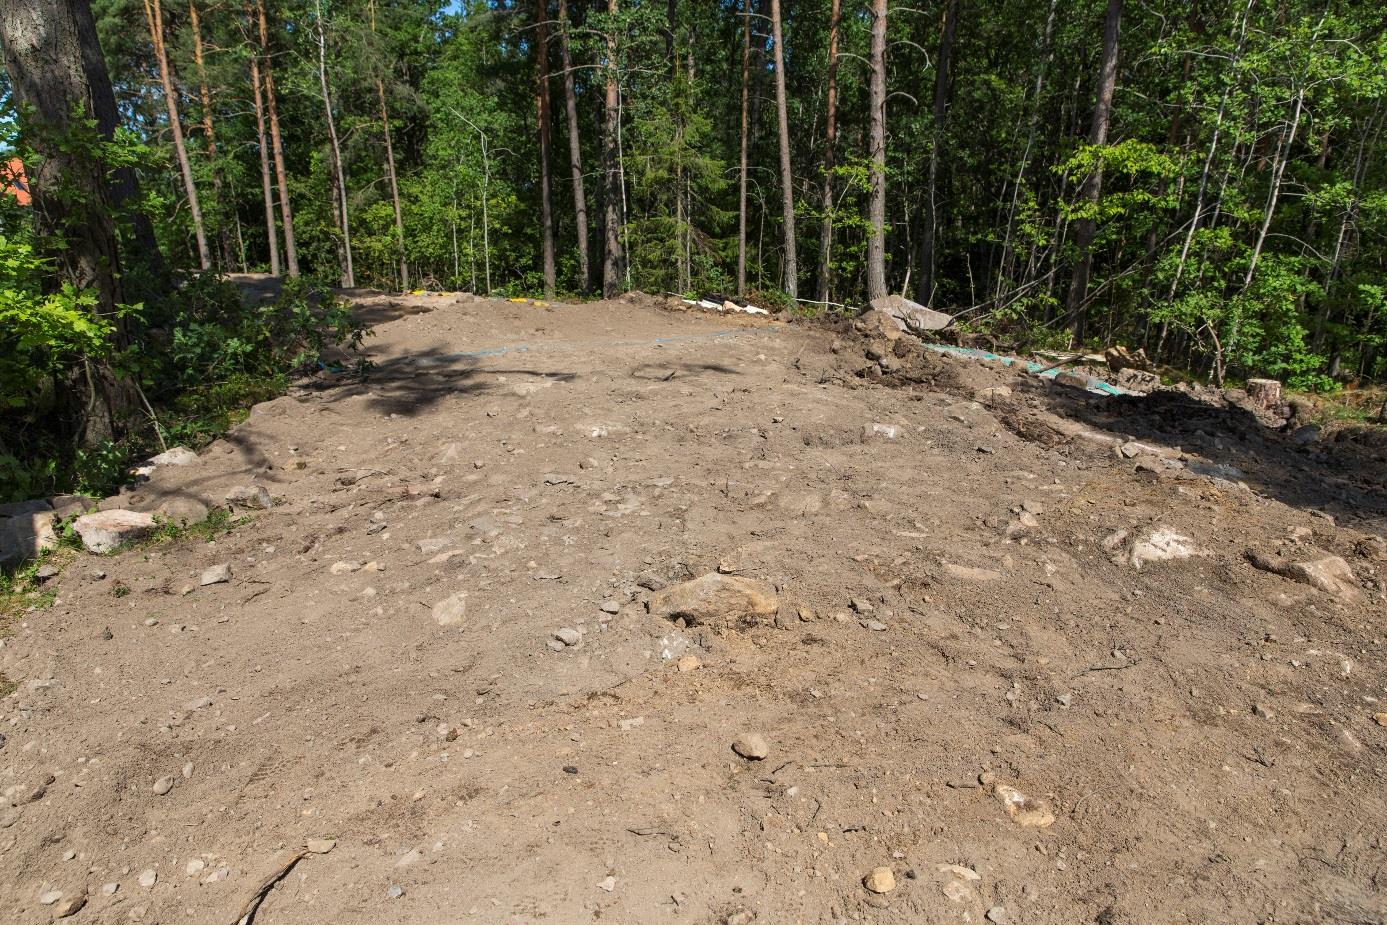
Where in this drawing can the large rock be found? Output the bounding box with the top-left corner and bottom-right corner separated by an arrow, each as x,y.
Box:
853,309 -> 904,341
73,509 -> 157,554
0,509 -> 58,564
147,446 -> 198,467
869,294 -> 953,332
647,573 -> 779,630
155,497 -> 210,526
1247,550 -> 1362,603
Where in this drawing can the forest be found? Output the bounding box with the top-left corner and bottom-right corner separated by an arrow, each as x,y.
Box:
1,0 -> 1385,499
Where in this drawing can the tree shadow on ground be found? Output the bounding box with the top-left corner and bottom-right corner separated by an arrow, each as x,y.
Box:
297,342 -> 579,420
1031,381 -> 1387,536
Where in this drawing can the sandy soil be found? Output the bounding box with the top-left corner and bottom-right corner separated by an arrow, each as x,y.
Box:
2,285 -> 1385,925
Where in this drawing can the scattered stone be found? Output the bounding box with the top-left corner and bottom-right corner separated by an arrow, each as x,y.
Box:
431,592 -> 468,627
725,911 -> 757,925
1128,528 -> 1204,569
578,457 -> 599,470
863,867 -> 896,894
731,732 -> 770,760
993,783 -> 1055,828
0,807 -> 19,828
200,563 -> 232,586
599,600 -> 621,614
545,639 -> 565,652
853,308 -> 904,341
72,509 -> 156,554
0,509 -> 59,565
386,884 -> 404,899
137,869 -> 157,889
1119,441 -> 1142,459
647,574 -> 779,630
1374,712 -> 1387,727
862,619 -> 888,632
850,597 -> 874,614
224,485 -> 273,510
975,386 -> 1012,402
99,627 -> 113,641
54,893 -> 86,918
596,875 -> 617,893
102,883 -> 119,896
39,889 -> 63,905
554,627 -> 582,646
152,776 -> 175,796
943,562 -> 1003,582
676,655 -> 702,672
330,561 -> 363,575
862,423 -> 903,441
186,859 -> 206,876
1252,703 -> 1276,720
34,563 -> 59,581
183,696 -> 212,711
306,838 -> 336,854
986,906 -> 1008,923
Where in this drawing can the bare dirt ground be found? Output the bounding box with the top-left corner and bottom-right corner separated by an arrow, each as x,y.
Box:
3,284 -> 1386,925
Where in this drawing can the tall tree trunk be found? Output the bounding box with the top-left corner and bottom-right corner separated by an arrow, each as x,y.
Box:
315,0 -> 353,287
768,0 -> 796,301
557,0 -> 590,293
601,0 -> 625,298
814,0 -> 840,306
1241,85 -> 1307,294
1064,0 -> 1122,346
256,0 -> 299,276
143,0 -> 211,269
0,0 -> 140,443
736,0 -> 752,297
535,0 -> 556,297
245,2 -> 281,277
370,0 -> 407,291
865,0 -> 888,301
916,0 -> 959,306
189,0 -> 233,270
995,0 -> 1057,301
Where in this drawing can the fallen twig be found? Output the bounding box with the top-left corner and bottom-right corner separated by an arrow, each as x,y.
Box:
232,849 -> 308,925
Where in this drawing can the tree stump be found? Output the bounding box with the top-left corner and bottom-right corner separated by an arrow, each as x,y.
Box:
1247,378 -> 1282,409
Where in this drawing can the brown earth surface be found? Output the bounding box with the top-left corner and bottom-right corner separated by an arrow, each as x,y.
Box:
2,283 -> 1386,925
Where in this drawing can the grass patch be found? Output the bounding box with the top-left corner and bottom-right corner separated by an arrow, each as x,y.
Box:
151,506 -> 246,545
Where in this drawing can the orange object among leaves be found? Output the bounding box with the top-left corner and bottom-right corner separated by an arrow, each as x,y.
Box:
2,158 -> 32,206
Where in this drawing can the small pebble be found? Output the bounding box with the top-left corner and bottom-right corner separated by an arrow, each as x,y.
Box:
863,867 -> 896,894
731,733 -> 769,760
386,884 -> 404,899
554,627 -> 582,646
152,776 -> 175,796
138,869 -> 157,888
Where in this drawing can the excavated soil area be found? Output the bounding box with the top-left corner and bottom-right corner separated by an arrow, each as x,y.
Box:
2,284 -> 1385,925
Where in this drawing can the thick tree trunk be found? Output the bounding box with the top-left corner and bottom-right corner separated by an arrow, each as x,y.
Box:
601,0 -> 624,298
557,0 -> 591,293
0,0 -> 139,443
916,0 -> 959,306
865,0 -> 888,301
143,0 -> 211,270
315,0 -> 354,287
245,4 -> 281,277
768,0 -> 796,301
536,0 -> 556,297
1064,0 -> 1122,346
188,0 -> 233,270
256,0 -> 299,277
736,0 -> 752,297
814,0 -> 840,306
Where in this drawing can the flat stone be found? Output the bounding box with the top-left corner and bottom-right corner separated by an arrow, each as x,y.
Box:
224,485 -> 273,509
1129,528 -> 1204,569
73,509 -> 156,553
943,562 -> 1003,582
647,574 -> 779,630
432,592 -> 468,627
200,563 -> 232,586
39,889 -> 62,905
1247,551 -> 1362,603
554,627 -> 582,646
152,776 -> 175,796
676,655 -> 702,672
54,894 -> 87,918
599,600 -> 621,614
731,732 -> 769,760
863,867 -> 896,894
137,869 -> 157,888
306,838 -> 336,854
